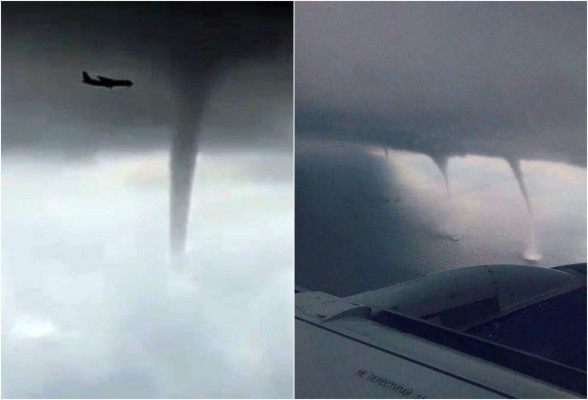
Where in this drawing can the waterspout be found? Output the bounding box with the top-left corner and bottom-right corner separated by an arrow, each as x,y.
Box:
169,86 -> 209,269
506,158 -> 542,262
431,154 -> 462,241
432,155 -> 450,199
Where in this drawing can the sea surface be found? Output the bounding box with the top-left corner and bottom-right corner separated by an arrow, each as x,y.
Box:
296,139 -> 587,296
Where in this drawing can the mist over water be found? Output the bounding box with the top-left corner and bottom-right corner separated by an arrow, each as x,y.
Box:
2,150 -> 293,398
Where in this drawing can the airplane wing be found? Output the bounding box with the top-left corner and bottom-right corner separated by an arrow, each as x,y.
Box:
296,263 -> 586,398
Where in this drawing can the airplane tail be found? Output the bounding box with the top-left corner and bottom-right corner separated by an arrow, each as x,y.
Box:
82,71 -> 90,82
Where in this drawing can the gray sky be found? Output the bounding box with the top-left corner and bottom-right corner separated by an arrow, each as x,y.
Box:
2,3 -> 293,398
294,2 -> 586,296
296,2 -> 586,166
3,2 -> 293,158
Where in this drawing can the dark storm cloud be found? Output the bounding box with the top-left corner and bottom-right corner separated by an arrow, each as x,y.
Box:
3,2 -> 293,260
296,2 -> 586,166
3,5 -> 294,397
2,2 -> 293,156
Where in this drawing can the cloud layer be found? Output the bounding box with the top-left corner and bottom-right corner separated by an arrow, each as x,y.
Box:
296,2 -> 586,166
3,152 -> 293,398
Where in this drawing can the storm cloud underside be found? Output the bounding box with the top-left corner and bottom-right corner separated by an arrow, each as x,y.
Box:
2,3 -> 293,398
296,2 -> 585,263
3,2 -> 292,261
296,2 -> 585,165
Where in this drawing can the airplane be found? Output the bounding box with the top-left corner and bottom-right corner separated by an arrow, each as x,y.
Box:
82,71 -> 133,89
296,262 -> 587,398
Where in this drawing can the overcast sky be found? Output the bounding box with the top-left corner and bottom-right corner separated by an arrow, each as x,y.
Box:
294,2 -> 586,295
3,152 -> 294,398
2,3 -> 293,398
296,2 -> 586,166
3,2 -> 293,157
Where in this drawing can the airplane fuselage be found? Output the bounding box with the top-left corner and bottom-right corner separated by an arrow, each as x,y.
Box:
82,71 -> 133,88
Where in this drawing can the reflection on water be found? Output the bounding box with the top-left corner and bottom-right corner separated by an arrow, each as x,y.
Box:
296,139 -> 586,296
2,151 -> 293,398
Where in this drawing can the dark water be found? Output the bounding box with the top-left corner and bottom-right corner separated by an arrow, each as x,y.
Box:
296,140 -> 586,296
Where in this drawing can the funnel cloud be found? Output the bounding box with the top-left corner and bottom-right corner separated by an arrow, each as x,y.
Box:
507,158 -> 542,261
297,2 -> 586,167
3,2 -> 292,262
296,2 -> 585,294
2,2 -> 293,398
